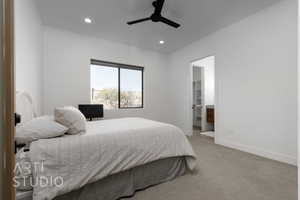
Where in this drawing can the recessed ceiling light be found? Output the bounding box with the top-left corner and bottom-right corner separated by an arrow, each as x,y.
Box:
84,17 -> 92,24
159,40 -> 165,44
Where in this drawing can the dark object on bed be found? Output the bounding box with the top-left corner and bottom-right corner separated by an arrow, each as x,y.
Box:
78,104 -> 104,121
15,113 -> 23,153
15,142 -> 27,154
15,113 -> 21,126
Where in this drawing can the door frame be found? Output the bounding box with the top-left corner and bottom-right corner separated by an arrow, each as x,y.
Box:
189,55 -> 216,140
2,0 -> 16,199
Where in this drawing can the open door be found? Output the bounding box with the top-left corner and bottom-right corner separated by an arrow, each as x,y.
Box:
191,56 -> 215,138
192,66 -> 204,132
1,0 -> 16,199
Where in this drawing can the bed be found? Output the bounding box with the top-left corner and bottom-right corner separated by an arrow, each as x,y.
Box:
15,92 -> 197,200
18,156 -> 188,200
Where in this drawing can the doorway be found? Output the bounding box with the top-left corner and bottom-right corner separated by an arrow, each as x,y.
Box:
191,56 -> 215,138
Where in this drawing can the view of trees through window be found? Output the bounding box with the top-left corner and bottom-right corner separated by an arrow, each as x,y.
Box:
120,68 -> 142,108
91,63 -> 143,109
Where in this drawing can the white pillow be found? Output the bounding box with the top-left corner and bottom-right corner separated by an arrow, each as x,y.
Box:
15,116 -> 68,144
54,106 -> 86,135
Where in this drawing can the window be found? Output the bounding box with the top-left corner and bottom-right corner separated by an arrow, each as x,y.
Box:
91,65 -> 118,109
91,59 -> 144,109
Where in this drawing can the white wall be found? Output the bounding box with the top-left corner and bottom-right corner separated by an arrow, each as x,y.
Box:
15,0 -> 43,115
168,0 -> 297,165
43,27 -> 171,123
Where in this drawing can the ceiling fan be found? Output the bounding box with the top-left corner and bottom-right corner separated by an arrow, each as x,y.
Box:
127,0 -> 181,28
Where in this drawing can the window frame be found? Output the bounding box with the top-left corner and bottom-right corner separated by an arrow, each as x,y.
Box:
91,59 -> 144,109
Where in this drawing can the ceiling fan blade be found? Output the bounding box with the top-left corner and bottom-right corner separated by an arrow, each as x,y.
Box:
127,17 -> 151,25
159,17 -> 180,28
153,0 -> 165,15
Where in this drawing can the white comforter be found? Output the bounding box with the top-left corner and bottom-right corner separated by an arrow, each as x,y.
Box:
30,118 -> 197,200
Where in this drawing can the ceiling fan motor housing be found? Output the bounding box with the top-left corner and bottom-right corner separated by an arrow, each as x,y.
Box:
151,14 -> 161,22
152,1 -> 158,8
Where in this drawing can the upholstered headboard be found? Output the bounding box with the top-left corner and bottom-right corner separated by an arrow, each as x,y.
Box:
16,91 -> 37,124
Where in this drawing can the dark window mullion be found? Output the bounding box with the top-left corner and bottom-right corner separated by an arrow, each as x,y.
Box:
118,67 -> 121,109
142,70 -> 144,108
91,59 -> 143,71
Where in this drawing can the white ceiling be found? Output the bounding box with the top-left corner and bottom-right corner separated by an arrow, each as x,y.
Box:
34,0 -> 282,54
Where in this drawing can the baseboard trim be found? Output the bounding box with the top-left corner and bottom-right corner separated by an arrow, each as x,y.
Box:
215,138 -> 297,166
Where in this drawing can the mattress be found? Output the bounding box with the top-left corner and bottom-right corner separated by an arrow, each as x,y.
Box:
17,156 -> 188,200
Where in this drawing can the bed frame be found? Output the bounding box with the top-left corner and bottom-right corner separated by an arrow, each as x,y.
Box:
17,157 -> 187,200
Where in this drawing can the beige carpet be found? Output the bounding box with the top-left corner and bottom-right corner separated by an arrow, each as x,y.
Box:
125,135 -> 297,200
